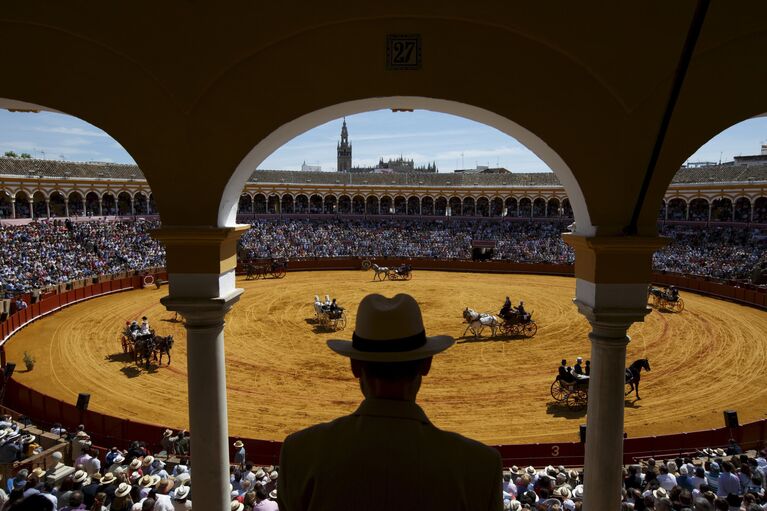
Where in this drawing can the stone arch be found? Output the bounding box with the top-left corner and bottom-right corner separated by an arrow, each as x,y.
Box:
380,195 -> 393,215
254,193 -> 267,214
49,191 -> 66,217
561,197 -> 573,218
0,190 -> 12,219
323,195 -> 337,214
476,197 -> 489,217
365,195 -> 379,215
85,191 -> 100,216
352,195 -> 365,215
667,198 -> 686,220
435,197 -> 448,216
547,197 -> 560,218
68,191 -> 84,216
14,190 -> 31,218
448,196 -> 461,216
407,196 -> 420,215
733,197 -> 750,223
505,197 -> 518,217
421,196 -> 435,216
688,198 -> 709,222
223,97 -> 590,234
394,195 -> 406,215
238,193 -> 253,214
293,194 -> 307,214
532,197 -> 546,217
462,197 -> 476,216
519,197 -> 532,217
133,191 -> 149,215
281,194 -> 294,214
102,192 -> 117,216
490,197 -> 504,217
337,195 -> 350,214
148,193 -> 157,215
117,191 -> 133,216
267,194 -> 280,213
754,197 -> 767,223
711,197 -> 732,222
32,190 -> 48,218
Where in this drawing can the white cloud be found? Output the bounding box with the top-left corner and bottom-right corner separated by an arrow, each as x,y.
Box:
32,126 -> 110,138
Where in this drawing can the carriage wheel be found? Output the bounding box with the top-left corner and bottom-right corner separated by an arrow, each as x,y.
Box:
523,322 -> 538,337
550,380 -> 567,401
566,391 -> 586,411
387,271 -> 398,280
361,259 -> 372,270
673,298 -> 684,313
337,314 -> 347,330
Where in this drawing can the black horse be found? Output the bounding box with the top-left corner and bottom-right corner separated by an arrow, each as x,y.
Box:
154,335 -> 174,366
625,358 -> 651,400
134,336 -> 156,369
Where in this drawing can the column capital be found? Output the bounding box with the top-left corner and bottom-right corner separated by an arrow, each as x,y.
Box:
575,301 -> 650,331
563,234 -> 669,284
152,224 -> 249,274
160,288 -> 242,327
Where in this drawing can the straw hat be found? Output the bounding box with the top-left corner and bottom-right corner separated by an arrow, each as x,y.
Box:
233,440 -> 244,449
142,456 -> 154,467
139,475 -> 155,488
653,487 -> 668,500
31,467 -> 46,479
572,485 -> 584,499
115,482 -> 131,498
231,500 -> 244,511
174,485 -> 190,500
129,459 -> 141,470
525,466 -> 536,476
20,434 -> 35,444
554,486 -> 572,500
73,470 -> 89,484
327,294 -> 454,362
269,489 -> 278,499
269,470 -> 278,480
255,469 -> 265,479
100,472 -> 117,485
156,478 -> 174,494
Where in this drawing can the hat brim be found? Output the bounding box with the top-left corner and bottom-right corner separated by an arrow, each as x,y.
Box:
327,335 -> 454,362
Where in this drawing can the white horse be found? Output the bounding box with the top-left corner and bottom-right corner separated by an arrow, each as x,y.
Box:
371,263 -> 389,281
462,307 -> 500,338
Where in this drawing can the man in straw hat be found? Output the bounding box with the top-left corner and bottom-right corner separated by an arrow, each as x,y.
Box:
278,293 -> 502,511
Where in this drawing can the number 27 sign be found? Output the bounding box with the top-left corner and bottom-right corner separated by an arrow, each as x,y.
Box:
387,34 -> 421,70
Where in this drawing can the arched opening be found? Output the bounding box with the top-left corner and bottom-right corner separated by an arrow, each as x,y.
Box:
14,191 -> 31,219
448,197 -> 461,216
117,191 -> 133,216
711,197 -> 732,222
49,191 -> 66,217
238,194 -> 253,214
268,194 -> 280,214
547,198 -> 560,218
309,194 -> 324,214
667,198 -> 686,220
352,195 -> 365,215
658,200 -> 666,221
281,194 -> 294,214
561,198 -> 573,218
68,191 -> 84,216
532,197 -> 546,217
337,195 -> 350,214
85,192 -> 100,216
394,196 -> 406,215
102,193 -> 117,216
519,197 -> 532,217
462,197 -> 476,216
148,193 -> 157,215
407,196 -> 420,215
365,196 -> 379,215
32,191 -> 47,218
0,191 -> 12,219
223,98 -> 589,234
476,197 -> 489,217
490,197 -> 503,217
505,197 -> 518,217
688,198 -> 709,222
421,196 -> 434,216
293,194 -> 307,214
254,193 -> 267,214
133,192 -> 148,215
754,197 -> 767,223
324,195 -> 337,214
380,196 -> 393,215
733,197 -> 750,223
434,197 -> 447,216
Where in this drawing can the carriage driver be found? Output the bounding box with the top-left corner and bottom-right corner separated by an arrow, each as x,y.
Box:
514,301 -> 526,317
668,285 -> 679,301
499,297 -> 512,319
573,357 -> 584,375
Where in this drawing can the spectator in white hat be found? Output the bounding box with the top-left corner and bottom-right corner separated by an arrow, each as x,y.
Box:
278,293 -> 502,511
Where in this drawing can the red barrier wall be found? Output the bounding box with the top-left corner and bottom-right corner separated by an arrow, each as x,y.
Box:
1,267 -> 765,465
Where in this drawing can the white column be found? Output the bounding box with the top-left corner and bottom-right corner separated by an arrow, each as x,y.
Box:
11,200 -> 15,219
65,200 -> 70,217
29,200 -> 34,220
98,199 -> 103,217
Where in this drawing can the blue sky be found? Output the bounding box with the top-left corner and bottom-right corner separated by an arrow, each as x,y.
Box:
0,109 -> 765,172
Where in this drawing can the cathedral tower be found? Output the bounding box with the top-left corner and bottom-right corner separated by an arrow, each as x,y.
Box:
337,118 -> 352,172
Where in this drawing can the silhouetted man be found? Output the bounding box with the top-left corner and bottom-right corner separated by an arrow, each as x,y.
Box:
278,293 -> 502,511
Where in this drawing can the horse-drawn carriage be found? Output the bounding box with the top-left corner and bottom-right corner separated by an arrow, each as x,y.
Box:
246,259 -> 288,280
550,358 -> 650,410
121,326 -> 174,368
462,308 -> 537,338
369,262 -> 413,281
313,296 -> 347,331
648,285 -> 684,312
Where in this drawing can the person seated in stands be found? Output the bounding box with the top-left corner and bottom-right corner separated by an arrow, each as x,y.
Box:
14,296 -> 27,311
499,296 -> 512,319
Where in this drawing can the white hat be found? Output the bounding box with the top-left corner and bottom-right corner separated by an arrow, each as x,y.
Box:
113,453 -> 125,464
327,294 -> 454,362
100,472 -> 117,485
554,486 -> 572,499
129,459 -> 141,470
115,482 -> 132,498
174,485 -> 190,500
269,470 -> 278,480
576,357 -> 583,362
73,470 -> 89,484
255,469 -> 265,479
231,500 -> 244,511
509,501 -> 522,511
52,451 -> 63,461
525,466 -> 536,475
269,489 -> 278,499
142,456 -> 154,467
233,440 -> 244,448
572,485 -> 584,499
653,487 -> 668,500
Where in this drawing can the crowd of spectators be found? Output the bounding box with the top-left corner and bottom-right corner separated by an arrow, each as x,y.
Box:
0,219 -> 164,295
1,218 -> 766,297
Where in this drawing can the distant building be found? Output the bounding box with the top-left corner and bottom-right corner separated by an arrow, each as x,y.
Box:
301,161 -> 321,172
453,166 -> 510,174
733,143 -> 767,166
336,119 -> 352,172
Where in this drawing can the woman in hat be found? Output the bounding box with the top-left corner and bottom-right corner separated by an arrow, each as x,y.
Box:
110,483 -> 134,511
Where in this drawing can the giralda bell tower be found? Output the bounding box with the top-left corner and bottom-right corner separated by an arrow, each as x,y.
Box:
337,118 -> 352,172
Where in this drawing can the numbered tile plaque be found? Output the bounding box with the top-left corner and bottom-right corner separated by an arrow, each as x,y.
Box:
386,34 -> 421,70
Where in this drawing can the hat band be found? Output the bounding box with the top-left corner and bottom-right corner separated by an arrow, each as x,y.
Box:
352,330 -> 426,352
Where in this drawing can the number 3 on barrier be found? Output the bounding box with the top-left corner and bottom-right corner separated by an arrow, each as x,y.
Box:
551,445 -> 559,457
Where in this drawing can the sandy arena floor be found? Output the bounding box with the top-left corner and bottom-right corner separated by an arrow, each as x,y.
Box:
6,270 -> 767,445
